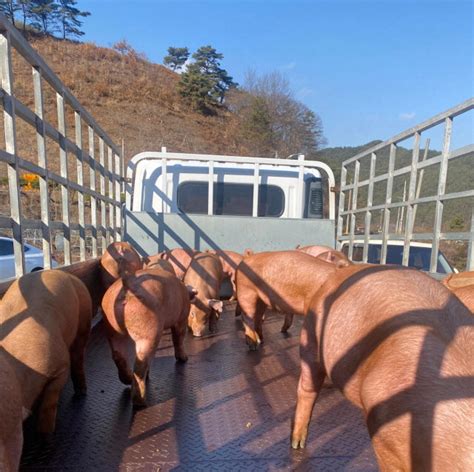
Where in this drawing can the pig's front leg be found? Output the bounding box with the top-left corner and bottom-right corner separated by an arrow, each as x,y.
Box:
240,300 -> 265,350
171,321 -> 188,363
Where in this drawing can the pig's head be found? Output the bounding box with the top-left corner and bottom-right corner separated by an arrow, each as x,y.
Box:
188,297 -> 223,337
100,242 -> 142,289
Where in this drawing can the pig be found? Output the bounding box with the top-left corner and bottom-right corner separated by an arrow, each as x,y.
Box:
451,285 -> 474,314
442,270 -> 474,291
100,242 -> 142,290
101,265 -> 194,406
206,249 -> 243,300
0,349 -> 23,472
0,271 -> 92,437
142,254 -> 176,275
235,251 -> 339,349
291,264 -> 474,471
183,253 -> 224,337
296,245 -> 351,267
158,248 -> 197,280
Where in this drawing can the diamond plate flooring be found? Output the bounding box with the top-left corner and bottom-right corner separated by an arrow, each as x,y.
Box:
20,304 -> 378,471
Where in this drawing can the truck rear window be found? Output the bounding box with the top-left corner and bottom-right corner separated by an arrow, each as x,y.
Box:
177,182 -> 285,217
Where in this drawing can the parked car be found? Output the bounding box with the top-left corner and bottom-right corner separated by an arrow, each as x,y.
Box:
340,240 -> 456,274
0,236 -> 58,281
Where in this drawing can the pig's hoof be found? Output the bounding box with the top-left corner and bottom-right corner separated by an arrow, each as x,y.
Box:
132,396 -> 147,409
290,431 -> 307,449
119,372 -> 133,385
176,354 -> 188,363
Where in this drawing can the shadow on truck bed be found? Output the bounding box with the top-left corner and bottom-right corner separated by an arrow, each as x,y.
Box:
20,307 -> 377,471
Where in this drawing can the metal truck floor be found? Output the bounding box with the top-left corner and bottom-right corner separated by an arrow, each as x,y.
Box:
20,305 -> 378,471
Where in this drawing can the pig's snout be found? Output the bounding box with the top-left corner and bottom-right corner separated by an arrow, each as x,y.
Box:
192,328 -> 205,337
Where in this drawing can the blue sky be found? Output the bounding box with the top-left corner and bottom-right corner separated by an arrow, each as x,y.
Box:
80,0 -> 473,148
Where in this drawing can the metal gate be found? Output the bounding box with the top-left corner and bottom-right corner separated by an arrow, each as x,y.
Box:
336,98 -> 474,272
0,14 -> 123,278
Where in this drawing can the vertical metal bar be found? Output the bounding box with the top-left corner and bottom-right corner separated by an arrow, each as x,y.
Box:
336,165 -> 347,249
107,145 -> 115,241
114,152 -> 122,240
57,92 -> 71,265
412,138 -> 430,225
208,160 -> 214,216
32,66 -> 52,269
430,117 -> 452,272
0,32 -> 24,276
467,209 -> 474,271
252,163 -> 259,217
348,160 -> 360,260
297,164 -> 304,218
161,158 -> 168,213
74,111 -> 85,261
88,126 -> 97,256
381,144 -> 396,264
362,153 -> 376,263
402,132 -> 420,266
99,137 -> 106,252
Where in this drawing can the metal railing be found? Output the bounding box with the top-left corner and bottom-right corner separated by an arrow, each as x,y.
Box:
336,98 -> 474,272
126,149 -> 337,220
0,14 -> 123,278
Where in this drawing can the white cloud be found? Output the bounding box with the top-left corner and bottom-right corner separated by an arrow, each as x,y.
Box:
399,111 -> 416,120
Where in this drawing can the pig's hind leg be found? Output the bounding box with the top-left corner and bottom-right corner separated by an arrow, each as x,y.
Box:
70,328 -> 90,395
131,336 -> 160,407
37,364 -> 70,435
108,333 -> 133,385
281,313 -> 294,333
291,314 -> 326,449
171,321 -> 188,363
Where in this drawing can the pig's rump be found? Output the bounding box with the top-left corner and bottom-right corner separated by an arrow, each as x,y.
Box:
313,267 -> 474,469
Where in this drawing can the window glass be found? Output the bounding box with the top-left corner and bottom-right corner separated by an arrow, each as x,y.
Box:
177,182 -> 284,217
0,239 -> 13,256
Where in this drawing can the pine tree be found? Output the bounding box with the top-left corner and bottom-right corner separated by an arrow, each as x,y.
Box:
178,63 -> 217,113
163,46 -> 189,72
0,0 -> 19,26
30,0 -> 59,34
57,0 -> 89,39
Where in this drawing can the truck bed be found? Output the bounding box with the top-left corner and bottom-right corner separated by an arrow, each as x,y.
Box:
20,306 -> 377,471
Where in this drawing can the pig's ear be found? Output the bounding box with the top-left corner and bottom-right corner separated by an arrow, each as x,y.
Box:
243,249 -> 253,257
142,256 -> 150,267
208,299 -> 223,315
295,244 -> 301,249
186,285 -> 198,302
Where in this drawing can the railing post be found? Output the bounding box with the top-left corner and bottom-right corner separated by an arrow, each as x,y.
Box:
57,91 -> 71,265
99,137 -> 107,252
402,132 -> 420,266
32,66 -> 52,268
114,152 -> 122,240
208,160 -> 214,216
380,144 -> 396,264
362,153 -> 376,263
0,31 -> 24,276
430,117 -> 452,272
336,165 -> 347,250
88,126 -> 97,256
107,145 -> 115,242
348,160 -> 360,260
74,111 -> 86,261
252,163 -> 259,217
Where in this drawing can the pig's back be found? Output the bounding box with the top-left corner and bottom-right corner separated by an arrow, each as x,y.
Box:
184,253 -> 223,297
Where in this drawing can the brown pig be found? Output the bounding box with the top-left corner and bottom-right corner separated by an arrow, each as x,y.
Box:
451,285 -> 474,314
235,251 -> 338,349
142,254 -> 176,275
296,245 -> 351,267
0,349 -> 23,472
100,242 -> 142,290
159,248 -> 197,280
101,266 -> 193,406
291,264 -> 474,471
183,253 -> 224,337
0,271 -> 92,436
206,249 -> 243,300
295,244 -> 333,257
442,270 -> 474,291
